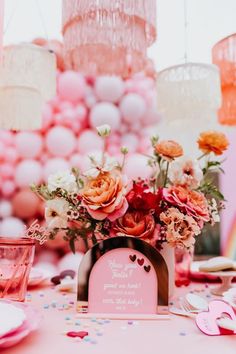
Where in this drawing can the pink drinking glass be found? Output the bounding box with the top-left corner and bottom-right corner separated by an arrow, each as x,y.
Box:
175,247 -> 194,287
0,237 -> 35,301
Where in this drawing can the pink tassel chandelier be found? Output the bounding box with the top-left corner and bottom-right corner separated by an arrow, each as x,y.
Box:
212,34 -> 236,125
62,0 -> 157,76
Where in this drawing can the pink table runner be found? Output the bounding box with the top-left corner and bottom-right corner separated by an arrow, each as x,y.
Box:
1,284 -> 235,354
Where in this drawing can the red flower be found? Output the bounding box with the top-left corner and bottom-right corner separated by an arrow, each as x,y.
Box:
127,182 -> 162,215
114,210 -> 155,240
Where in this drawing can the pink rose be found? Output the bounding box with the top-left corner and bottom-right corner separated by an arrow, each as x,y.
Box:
163,186 -> 209,222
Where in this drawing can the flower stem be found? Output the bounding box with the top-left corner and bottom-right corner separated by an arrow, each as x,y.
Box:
163,162 -> 169,187
197,153 -> 208,160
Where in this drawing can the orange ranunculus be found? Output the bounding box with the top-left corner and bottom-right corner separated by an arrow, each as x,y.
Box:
114,211 -> 155,240
81,171 -> 128,221
197,131 -> 229,155
155,140 -> 183,161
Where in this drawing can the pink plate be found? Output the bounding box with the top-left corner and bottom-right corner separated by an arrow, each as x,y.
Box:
0,301 -> 41,349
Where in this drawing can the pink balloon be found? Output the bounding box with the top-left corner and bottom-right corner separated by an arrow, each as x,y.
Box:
15,160 -> 42,187
130,121 -> 142,133
90,102 -> 121,131
58,101 -> 74,112
12,189 -> 40,219
138,136 -> 152,153
4,147 -> 18,164
107,133 -> 121,146
58,71 -> 85,102
46,126 -> 76,157
62,107 -> 77,122
120,93 -> 146,123
0,217 -> 25,237
107,145 -> 120,155
124,154 -> 152,180
70,120 -> 82,134
0,131 -> 14,146
74,104 -> 87,120
42,104 -> 53,130
69,153 -> 83,167
95,76 -> 125,103
0,163 -> 15,179
15,132 -> 43,159
77,129 -> 104,154
0,141 -> 5,160
40,152 -> 50,164
121,133 -> 139,153
0,200 -> 13,218
43,158 -> 70,180
85,93 -> 97,108
1,180 -> 16,197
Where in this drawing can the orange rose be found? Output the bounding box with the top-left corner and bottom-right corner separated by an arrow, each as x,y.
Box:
114,211 -> 155,240
155,140 -> 183,161
197,131 -> 229,155
81,171 -> 128,221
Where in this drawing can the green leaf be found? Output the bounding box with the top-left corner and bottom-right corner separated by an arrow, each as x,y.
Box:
69,238 -> 76,254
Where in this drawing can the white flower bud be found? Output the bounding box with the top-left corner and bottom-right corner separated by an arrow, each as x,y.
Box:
96,124 -> 111,138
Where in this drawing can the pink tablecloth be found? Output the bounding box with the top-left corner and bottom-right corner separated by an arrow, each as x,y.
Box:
1,284 -> 235,354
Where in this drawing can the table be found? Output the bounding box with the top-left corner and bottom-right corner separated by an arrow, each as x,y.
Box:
2,283 -> 235,354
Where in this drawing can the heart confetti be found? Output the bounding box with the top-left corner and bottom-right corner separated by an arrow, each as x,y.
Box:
66,331 -> 89,339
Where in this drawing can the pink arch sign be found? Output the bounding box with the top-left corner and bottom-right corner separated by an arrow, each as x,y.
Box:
88,248 -> 157,314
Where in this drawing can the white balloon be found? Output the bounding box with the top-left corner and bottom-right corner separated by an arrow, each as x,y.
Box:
58,252 -> 84,272
90,102 -> 121,130
77,130 -> 104,154
124,154 -> 153,180
95,76 -> 125,103
120,93 -> 146,123
15,160 -> 42,187
0,217 -> 25,237
43,158 -> 70,180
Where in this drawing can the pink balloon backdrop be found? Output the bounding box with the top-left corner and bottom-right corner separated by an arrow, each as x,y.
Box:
0,69 -> 160,249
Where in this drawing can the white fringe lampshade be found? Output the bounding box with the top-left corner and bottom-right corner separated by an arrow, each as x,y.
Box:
156,63 -> 222,123
0,44 -> 56,130
62,0 -> 156,76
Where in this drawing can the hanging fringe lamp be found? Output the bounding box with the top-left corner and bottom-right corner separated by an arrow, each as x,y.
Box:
212,33 -> 236,125
0,44 -> 56,130
62,0 -> 157,76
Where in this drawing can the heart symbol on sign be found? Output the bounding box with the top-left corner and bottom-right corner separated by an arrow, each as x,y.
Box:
129,255 -> 136,262
196,300 -> 236,336
144,265 -> 151,273
137,258 -> 144,266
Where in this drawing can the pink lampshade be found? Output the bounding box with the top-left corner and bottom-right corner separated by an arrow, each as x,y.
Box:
62,0 -> 157,76
212,33 -> 236,125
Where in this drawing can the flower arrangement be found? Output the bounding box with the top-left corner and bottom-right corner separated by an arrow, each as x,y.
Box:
32,126 -> 229,253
